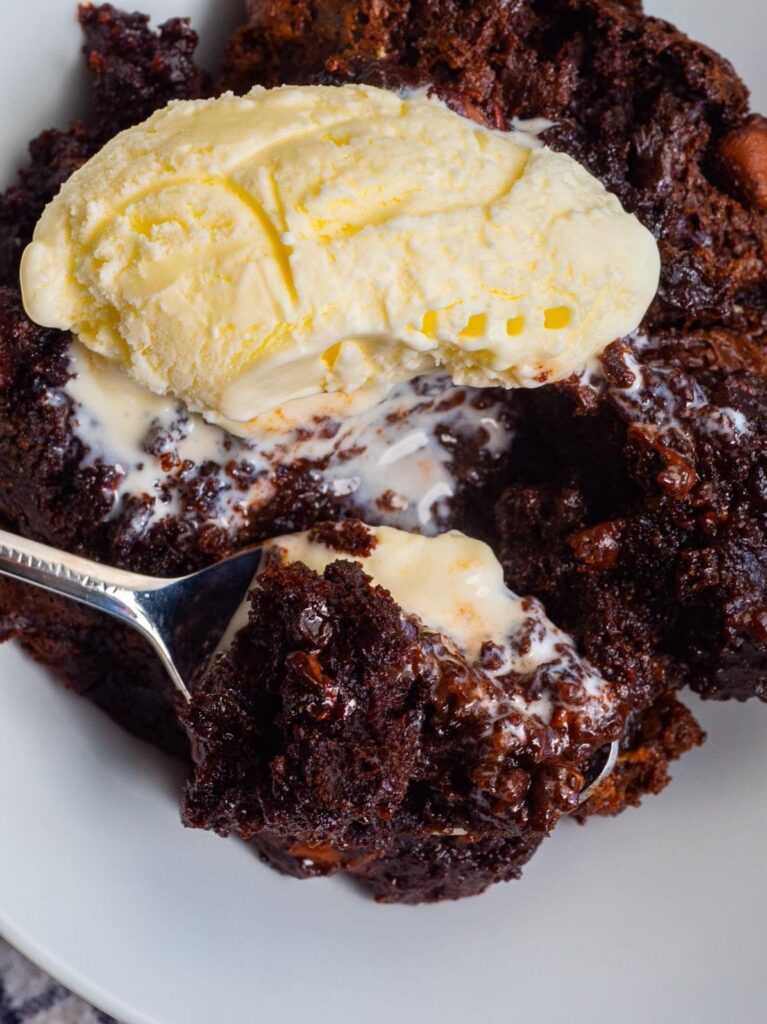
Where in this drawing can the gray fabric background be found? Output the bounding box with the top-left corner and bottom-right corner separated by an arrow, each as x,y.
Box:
0,939 -> 116,1024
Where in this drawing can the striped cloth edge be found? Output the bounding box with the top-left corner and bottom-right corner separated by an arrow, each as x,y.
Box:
0,938 -> 117,1024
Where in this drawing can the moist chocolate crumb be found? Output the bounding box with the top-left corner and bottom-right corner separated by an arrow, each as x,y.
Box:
181,556 -> 622,898
79,2 -> 210,138
307,519 -> 378,557
577,694 -> 706,818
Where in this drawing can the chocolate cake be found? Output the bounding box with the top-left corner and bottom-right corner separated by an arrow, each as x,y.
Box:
182,519 -> 634,902
0,0 -> 763,901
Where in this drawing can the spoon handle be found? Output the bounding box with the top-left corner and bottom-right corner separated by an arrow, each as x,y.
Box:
0,527 -> 158,615
0,528 -> 190,697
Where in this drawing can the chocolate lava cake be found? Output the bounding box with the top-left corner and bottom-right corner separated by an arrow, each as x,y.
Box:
1,0 -> 765,901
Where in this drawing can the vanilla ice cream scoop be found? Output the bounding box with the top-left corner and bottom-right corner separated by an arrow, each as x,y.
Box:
21,83 -> 660,431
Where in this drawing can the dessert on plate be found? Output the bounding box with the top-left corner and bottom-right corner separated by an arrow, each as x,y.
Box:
0,0 -> 764,902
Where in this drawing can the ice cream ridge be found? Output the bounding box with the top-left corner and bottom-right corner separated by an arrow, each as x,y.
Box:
21,83 -> 660,432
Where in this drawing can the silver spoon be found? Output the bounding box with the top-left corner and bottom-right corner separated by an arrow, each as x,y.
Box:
0,526 -> 618,801
0,527 -> 264,701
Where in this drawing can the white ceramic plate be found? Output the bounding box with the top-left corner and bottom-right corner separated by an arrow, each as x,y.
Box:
1,3 -> 766,1023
